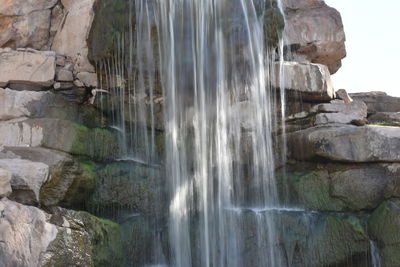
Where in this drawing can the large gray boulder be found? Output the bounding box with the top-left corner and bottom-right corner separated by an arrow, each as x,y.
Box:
274,62 -> 335,102
0,118 -> 119,161
0,49 -> 56,88
0,199 -> 122,267
350,91 -> 400,114
0,158 -> 49,205
283,0 -> 346,74
287,125 -> 400,163
0,0 -> 58,49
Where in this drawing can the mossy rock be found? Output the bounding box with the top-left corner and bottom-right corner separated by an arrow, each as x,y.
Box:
44,208 -> 123,267
368,199 -> 400,266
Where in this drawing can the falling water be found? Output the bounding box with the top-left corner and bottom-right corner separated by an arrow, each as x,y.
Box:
96,0 -> 286,266
369,241 -> 381,267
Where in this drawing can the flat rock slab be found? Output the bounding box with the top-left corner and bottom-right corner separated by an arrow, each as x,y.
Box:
314,101 -> 367,125
0,49 -> 55,88
274,62 -> 335,102
0,118 -> 119,161
287,125 -> 400,163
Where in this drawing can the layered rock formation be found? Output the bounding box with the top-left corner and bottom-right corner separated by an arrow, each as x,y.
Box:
1,0 -> 399,266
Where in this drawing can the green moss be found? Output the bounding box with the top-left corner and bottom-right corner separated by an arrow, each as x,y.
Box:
370,121 -> 399,127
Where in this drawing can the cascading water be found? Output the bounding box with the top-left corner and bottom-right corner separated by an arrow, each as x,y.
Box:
96,0 -> 286,266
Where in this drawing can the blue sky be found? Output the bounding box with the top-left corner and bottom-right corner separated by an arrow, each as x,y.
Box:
324,0 -> 400,97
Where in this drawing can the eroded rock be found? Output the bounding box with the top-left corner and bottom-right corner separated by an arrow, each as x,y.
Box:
283,0 -> 346,74
350,91 -> 400,114
0,168 -> 12,198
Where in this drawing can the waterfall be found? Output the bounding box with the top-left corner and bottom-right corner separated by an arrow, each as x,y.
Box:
370,240 -> 381,267
96,0 -> 286,266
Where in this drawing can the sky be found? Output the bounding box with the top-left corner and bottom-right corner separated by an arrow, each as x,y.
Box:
324,0 -> 400,97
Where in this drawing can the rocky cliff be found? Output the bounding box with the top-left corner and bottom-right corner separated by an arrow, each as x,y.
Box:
0,0 -> 399,266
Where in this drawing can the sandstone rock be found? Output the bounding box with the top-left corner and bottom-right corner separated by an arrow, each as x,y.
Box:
350,91 -> 400,114
0,0 -> 58,49
369,112 -> 400,126
0,49 -> 55,88
0,198 -> 122,266
274,62 -> 335,102
56,69 -> 74,82
314,101 -> 367,125
0,147 -> 96,207
283,1 -> 346,74
52,0 -> 96,72
0,118 -> 119,161
369,199 -> 400,266
77,72 -> 98,87
0,168 -> 12,198
0,158 -> 49,205
287,125 -> 400,163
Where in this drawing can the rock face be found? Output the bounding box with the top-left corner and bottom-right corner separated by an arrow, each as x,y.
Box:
278,163 -> 400,211
287,125 -> 400,163
274,62 -> 335,102
314,101 -> 367,125
369,112 -> 400,126
283,0 -> 346,74
52,0 -> 96,73
0,0 -> 58,49
350,92 -> 400,114
0,49 -> 55,88
0,198 -> 122,267
369,199 -> 400,266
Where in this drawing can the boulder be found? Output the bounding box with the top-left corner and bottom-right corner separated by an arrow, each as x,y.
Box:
0,118 -> 119,161
0,168 -> 12,198
0,49 -> 55,88
0,198 -> 122,267
368,199 -> 400,266
0,147 -> 96,207
274,62 -> 335,102
336,89 -> 353,103
283,0 -> 346,74
0,0 -> 58,49
314,101 -> 367,125
287,125 -> 400,163
0,158 -> 49,205
277,163 -> 400,211
52,0 -> 96,72
350,91 -> 400,114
